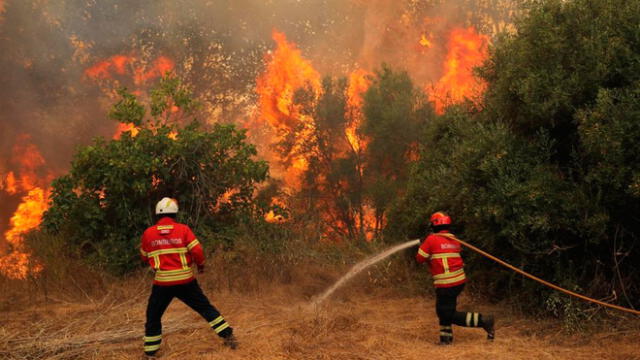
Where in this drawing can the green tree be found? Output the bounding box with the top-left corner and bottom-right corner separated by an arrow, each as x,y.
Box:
390,0 -> 640,314
43,77 -> 268,273
362,64 -> 429,233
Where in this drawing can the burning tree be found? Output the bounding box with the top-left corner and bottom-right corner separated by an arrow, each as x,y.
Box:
254,29 -> 431,242
43,77 -> 268,273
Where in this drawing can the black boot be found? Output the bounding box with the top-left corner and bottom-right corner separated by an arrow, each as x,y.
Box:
482,314 -> 495,340
438,325 -> 453,345
223,334 -> 238,349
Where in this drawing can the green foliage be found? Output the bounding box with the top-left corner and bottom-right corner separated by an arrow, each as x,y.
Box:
390,0 -> 640,314
362,65 -> 430,227
43,77 -> 268,274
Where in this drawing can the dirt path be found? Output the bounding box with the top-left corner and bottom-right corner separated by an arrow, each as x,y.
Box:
2,282 -> 639,360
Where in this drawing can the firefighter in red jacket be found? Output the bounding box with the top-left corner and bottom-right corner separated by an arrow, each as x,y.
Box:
140,197 -> 238,357
416,212 -> 495,345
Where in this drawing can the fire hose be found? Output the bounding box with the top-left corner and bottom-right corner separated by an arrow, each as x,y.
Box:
452,236 -> 640,316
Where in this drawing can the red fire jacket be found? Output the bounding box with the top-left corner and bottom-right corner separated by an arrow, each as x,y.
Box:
416,231 -> 466,288
140,217 -> 205,286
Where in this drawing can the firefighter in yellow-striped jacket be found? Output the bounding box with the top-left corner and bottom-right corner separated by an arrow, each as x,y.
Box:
416,212 -> 495,345
140,197 -> 238,357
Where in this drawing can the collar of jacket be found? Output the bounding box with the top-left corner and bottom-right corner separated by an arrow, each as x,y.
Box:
156,216 -> 176,225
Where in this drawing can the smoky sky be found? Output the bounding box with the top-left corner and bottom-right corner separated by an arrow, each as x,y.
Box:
0,0 -> 521,178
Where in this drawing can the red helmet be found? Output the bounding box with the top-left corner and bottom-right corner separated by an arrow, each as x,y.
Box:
430,212 -> 451,227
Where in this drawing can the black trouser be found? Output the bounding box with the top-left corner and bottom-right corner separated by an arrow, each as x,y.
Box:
435,284 -> 484,342
143,280 -> 233,355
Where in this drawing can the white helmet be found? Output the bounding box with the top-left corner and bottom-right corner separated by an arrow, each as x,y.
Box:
155,197 -> 178,215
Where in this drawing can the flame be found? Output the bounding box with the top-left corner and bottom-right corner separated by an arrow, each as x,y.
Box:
4,171 -> 17,194
4,188 -> 49,249
419,34 -> 432,48
85,55 -> 174,85
360,205 -> 378,242
112,122 -> 140,139
134,56 -> 175,85
85,55 -> 135,80
264,198 -> 287,223
345,69 -> 372,153
428,27 -> 489,114
1,136 -> 49,279
264,211 -> 286,223
255,30 -> 322,188
257,30 -> 322,129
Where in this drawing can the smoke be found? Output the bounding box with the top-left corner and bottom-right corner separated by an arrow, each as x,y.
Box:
0,0 -> 521,249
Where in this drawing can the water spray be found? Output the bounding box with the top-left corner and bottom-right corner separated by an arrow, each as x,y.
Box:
313,236 -> 640,316
311,239 -> 420,306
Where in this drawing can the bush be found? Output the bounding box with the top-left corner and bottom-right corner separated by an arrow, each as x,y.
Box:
43,77 -> 268,274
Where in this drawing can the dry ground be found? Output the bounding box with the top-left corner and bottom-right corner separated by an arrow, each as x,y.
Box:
1,270 -> 639,360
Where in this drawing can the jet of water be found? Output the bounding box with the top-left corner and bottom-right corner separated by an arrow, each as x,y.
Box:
311,239 -> 421,306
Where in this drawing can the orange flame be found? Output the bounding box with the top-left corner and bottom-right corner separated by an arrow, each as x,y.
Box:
85,55 -> 174,85
4,188 -> 49,248
1,137 -> 49,279
134,56 -> 175,85
85,55 -> 135,80
257,30 -> 322,129
4,171 -> 18,194
255,30 -> 322,188
112,122 -> 140,139
345,69 -> 372,153
264,198 -> 288,223
428,27 -> 488,114
419,34 -> 432,48
361,205 -> 379,242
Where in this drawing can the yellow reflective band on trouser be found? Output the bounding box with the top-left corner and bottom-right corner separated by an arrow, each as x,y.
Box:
440,331 -> 453,337
143,335 -> 162,342
440,325 -> 452,330
214,322 -> 230,334
418,248 -> 429,258
209,316 -> 225,327
144,344 -> 161,352
465,312 -> 480,327
187,239 -> 200,251
433,272 -> 466,285
147,247 -> 188,257
209,316 -> 229,334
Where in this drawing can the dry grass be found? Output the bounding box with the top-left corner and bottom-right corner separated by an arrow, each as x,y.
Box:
1,263 -> 639,360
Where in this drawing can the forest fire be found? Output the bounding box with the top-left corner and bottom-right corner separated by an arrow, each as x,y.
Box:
345,69 -> 372,154
256,30 -> 322,187
85,55 -> 176,139
428,27 -> 489,114
85,55 -> 175,86
0,136 -> 50,279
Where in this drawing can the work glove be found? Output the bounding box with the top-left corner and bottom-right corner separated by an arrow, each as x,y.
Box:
197,264 -> 205,274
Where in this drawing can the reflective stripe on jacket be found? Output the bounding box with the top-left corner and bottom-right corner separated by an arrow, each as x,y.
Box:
140,217 -> 205,286
416,231 -> 466,288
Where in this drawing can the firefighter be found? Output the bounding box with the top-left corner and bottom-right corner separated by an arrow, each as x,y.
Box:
416,212 -> 495,345
140,197 -> 238,357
